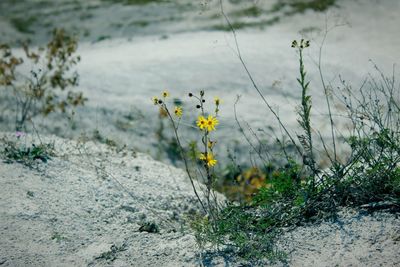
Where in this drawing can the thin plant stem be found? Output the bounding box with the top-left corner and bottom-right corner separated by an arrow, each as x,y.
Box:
164,106 -> 208,215
219,0 -> 302,158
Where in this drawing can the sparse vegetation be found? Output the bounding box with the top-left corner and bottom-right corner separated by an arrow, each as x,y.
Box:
211,17 -> 280,31
0,28 -> 86,130
157,31 -> 399,262
95,244 -> 127,262
10,16 -> 37,34
103,0 -> 164,6
214,0 -> 337,31
1,133 -> 54,166
231,6 -> 263,18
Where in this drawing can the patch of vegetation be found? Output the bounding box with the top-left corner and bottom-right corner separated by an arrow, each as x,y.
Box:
90,129 -> 124,151
95,244 -> 127,262
10,16 -> 37,34
1,134 -> 54,166
215,0 -> 336,32
51,232 -> 66,242
129,20 -> 150,27
155,33 -> 399,263
95,35 -> 111,42
0,28 -> 86,130
231,6 -> 263,18
211,17 -> 280,31
102,0 -> 165,6
271,0 -> 337,15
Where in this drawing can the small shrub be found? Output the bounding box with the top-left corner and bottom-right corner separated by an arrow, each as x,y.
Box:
0,28 -> 86,130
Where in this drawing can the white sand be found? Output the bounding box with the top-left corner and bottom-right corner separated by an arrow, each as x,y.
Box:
0,133 -> 202,266
0,133 -> 399,266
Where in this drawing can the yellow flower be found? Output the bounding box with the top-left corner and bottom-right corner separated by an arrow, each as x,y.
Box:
199,152 -> 217,167
214,97 -> 221,106
174,106 -> 183,117
196,115 -> 207,130
162,91 -> 170,98
206,115 -> 218,132
152,97 -> 159,105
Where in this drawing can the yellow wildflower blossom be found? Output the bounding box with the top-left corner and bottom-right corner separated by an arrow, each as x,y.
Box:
174,106 -> 183,117
196,115 -> 207,130
162,91 -> 170,98
205,115 -> 218,132
199,152 -> 217,167
152,97 -> 159,105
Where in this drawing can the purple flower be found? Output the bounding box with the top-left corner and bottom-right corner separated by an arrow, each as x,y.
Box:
15,131 -> 25,138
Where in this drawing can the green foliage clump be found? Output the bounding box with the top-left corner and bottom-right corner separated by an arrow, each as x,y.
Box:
253,162 -> 303,206
338,129 -> 400,205
2,135 -> 54,166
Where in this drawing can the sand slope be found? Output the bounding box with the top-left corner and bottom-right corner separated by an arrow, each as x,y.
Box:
0,133 -> 203,266
1,133 -> 399,266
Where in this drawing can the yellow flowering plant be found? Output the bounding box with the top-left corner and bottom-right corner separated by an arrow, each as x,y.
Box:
152,90 -> 222,225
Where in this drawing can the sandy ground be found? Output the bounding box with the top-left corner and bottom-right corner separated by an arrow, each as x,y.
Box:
0,133 -> 203,266
279,209 -> 400,267
0,133 -> 399,266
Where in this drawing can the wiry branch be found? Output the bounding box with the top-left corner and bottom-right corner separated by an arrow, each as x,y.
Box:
219,0 -> 302,158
